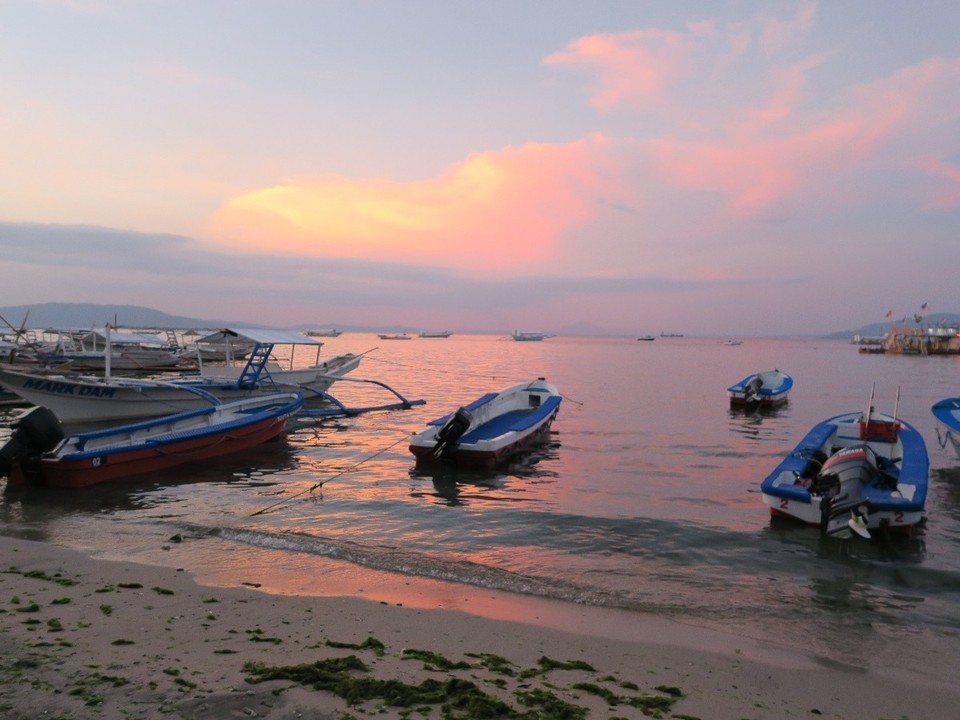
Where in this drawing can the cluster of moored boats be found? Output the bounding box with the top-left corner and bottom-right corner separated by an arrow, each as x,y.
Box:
3,329 -> 960,543
729,368 -> 960,540
0,326 -> 564,491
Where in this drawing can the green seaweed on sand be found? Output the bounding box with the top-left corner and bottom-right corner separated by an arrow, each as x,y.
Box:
515,687 -> 588,720
518,656 -> 596,680
244,658 -> 513,718
571,680 -> 682,716
466,652 -> 516,676
401,648 -> 471,671
325,636 -> 386,656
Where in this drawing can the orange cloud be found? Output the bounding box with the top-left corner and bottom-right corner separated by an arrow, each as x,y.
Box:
208,135 -> 621,272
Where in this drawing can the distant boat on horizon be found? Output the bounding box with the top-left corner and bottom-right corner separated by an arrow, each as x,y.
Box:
511,330 -> 546,342
660,331 -> 684,337
418,330 -> 452,338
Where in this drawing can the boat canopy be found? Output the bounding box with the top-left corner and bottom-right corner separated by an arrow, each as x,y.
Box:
195,328 -> 323,346
81,330 -> 170,346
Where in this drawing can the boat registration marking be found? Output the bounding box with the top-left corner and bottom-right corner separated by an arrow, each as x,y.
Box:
22,378 -> 117,398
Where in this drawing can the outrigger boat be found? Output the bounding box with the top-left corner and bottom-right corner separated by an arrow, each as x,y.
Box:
728,369 -> 793,409
409,378 -> 561,468
0,393 -> 302,489
760,387 -> 928,538
931,398 -> 960,459
0,328 -> 421,425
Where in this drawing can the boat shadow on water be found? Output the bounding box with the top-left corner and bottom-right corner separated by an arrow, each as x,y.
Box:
765,513 -> 928,563
408,440 -> 561,506
1,435 -> 300,509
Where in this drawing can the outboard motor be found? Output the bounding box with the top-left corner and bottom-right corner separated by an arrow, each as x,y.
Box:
814,445 -> 876,538
431,406 -> 473,458
0,406 -> 65,478
744,376 -> 763,403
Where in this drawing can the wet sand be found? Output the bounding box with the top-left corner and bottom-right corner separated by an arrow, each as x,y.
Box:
1,534 -> 956,719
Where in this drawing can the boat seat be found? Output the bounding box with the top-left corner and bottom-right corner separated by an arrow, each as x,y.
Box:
427,393 -> 498,426
459,396 -> 561,442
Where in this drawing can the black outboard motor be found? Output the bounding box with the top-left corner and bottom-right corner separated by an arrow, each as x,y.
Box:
0,406 -> 65,478
431,406 -> 473,458
744,376 -> 763,404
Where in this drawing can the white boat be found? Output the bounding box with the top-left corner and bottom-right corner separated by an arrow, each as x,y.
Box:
378,333 -> 411,340
191,328 -> 361,399
760,389 -> 928,538
41,328 -> 186,371
511,330 -> 545,342
727,369 -> 793,409
409,378 -> 561,467
931,398 -> 960,459
418,330 -> 452,338
0,393 -> 302,489
0,328 -> 362,424
724,339 -> 743,346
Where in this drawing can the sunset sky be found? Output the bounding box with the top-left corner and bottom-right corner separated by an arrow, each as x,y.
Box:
2,1 -> 959,336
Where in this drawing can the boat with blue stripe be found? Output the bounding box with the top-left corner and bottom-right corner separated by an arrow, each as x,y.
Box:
409,379 -> 561,468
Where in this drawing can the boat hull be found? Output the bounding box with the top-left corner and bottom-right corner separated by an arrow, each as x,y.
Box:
932,398 -> 960,460
728,370 -> 793,408
760,410 -> 928,535
410,380 -> 561,468
5,394 -> 302,489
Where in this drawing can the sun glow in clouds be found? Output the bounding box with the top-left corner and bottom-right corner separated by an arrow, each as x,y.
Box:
209,136 -> 618,272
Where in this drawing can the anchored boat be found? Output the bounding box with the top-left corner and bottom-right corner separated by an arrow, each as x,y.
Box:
0,392 -> 303,489
760,388 -> 928,538
410,379 -> 561,468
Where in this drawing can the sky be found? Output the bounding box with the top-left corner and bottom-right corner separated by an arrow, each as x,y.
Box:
1,0 -> 959,336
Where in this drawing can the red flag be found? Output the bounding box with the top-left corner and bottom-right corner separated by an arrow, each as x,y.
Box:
921,302 -> 928,310
885,309 -> 893,318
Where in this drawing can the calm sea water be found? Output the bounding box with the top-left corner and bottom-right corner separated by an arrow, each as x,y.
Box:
3,335 -> 960,678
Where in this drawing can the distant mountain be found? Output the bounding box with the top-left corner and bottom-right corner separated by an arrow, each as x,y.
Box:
826,312 -> 960,340
0,302 -> 231,331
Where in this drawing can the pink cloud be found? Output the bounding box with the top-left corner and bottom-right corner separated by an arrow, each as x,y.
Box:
544,29 -> 691,110
208,135 -> 624,272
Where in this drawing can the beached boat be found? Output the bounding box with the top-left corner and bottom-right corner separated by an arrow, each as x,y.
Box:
0,328 -> 362,424
760,389 -> 928,538
0,392 -> 303,489
511,330 -> 545,342
409,378 -> 561,467
727,369 -> 793,409
931,398 -> 960,460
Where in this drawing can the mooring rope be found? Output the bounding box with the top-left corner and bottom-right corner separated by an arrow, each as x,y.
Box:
249,432 -> 411,517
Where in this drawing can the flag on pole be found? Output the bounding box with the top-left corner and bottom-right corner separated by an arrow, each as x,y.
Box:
885,309 -> 893,318
921,302 -> 928,310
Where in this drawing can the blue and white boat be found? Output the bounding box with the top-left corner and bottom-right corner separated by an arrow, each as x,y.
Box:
728,369 -> 792,408
409,379 -> 561,467
931,398 -> 960,460
760,389 -> 928,538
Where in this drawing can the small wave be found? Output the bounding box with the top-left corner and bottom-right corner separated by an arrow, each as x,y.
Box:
201,524 -> 662,613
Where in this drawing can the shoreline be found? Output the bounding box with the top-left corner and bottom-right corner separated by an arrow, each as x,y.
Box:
2,535 -> 958,719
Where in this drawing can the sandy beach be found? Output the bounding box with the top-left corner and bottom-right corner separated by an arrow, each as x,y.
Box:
1,534 -> 957,720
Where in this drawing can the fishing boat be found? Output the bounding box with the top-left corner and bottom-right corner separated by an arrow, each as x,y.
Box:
0,392 -> 303,489
418,330 -> 452,338
727,369 -> 793,409
931,398 -> 960,459
0,328 -> 362,424
409,378 -> 561,467
760,388 -> 928,538
511,330 -> 545,341
378,333 -> 411,340
637,335 -> 656,342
